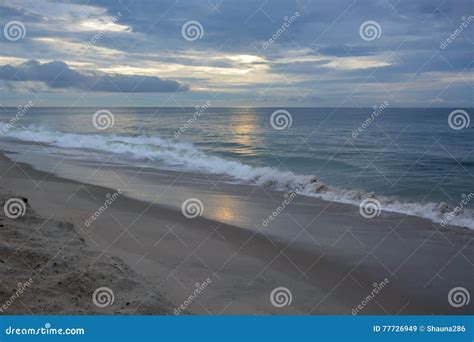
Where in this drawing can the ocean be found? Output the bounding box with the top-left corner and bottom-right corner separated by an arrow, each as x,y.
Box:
0,106 -> 472,229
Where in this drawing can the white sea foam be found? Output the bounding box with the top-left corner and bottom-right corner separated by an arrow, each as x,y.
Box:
1,123 -> 473,230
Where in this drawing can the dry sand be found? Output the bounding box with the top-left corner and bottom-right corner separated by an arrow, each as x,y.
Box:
0,188 -> 172,314
0,151 -> 472,315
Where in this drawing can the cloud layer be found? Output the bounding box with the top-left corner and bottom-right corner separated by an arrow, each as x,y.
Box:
0,0 -> 472,106
0,59 -> 188,92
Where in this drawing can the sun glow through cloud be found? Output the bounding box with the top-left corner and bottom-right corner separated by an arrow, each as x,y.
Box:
0,0 -> 471,107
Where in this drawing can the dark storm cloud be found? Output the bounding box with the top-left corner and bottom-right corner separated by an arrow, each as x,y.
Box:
0,60 -> 188,92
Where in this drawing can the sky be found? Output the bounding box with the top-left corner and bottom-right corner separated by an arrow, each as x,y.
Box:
0,0 -> 473,107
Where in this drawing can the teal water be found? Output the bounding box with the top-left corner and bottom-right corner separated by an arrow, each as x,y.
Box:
0,107 -> 472,227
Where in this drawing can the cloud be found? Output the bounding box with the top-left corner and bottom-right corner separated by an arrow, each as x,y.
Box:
0,0 -> 472,106
0,59 -> 189,92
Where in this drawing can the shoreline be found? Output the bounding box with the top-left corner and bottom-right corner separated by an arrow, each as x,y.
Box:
0,131 -> 472,231
0,150 -> 472,315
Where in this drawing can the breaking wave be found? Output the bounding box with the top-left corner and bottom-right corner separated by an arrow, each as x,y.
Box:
1,123 -> 473,230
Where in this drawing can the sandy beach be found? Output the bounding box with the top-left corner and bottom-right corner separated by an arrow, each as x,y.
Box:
0,150 -> 472,315
1,3 -> 473,341
0,156 -> 173,314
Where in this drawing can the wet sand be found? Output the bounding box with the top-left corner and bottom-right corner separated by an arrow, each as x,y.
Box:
0,151 -> 472,315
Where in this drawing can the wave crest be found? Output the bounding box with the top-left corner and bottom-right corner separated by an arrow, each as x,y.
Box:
1,123 -> 473,229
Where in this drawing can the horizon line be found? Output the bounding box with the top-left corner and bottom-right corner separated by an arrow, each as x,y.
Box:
1,106 -> 472,109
